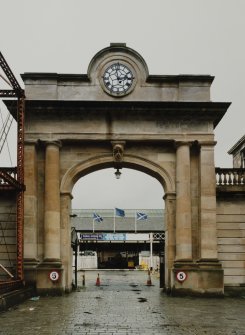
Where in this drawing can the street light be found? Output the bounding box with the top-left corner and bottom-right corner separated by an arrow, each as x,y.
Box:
114,168 -> 121,179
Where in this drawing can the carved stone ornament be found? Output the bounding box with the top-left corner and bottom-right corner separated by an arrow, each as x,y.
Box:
111,141 -> 125,163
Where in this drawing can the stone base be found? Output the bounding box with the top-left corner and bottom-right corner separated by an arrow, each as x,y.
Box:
170,260 -> 224,297
224,285 -> 245,297
36,260 -> 64,295
23,258 -> 40,288
24,259 -> 68,295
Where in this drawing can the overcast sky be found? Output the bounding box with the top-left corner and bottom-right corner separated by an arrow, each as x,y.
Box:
0,0 -> 244,209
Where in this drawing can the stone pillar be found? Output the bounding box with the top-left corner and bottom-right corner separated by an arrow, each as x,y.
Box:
24,141 -> 38,262
172,141 -> 223,296
44,141 -> 61,262
163,192 -> 176,289
199,142 -> 218,260
175,142 -> 192,261
60,192 -> 73,292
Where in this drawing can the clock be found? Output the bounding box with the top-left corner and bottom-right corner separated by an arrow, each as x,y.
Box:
102,62 -> 135,96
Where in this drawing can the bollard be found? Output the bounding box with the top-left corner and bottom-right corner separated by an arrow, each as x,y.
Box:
82,274 -> 85,287
146,269 -> 152,286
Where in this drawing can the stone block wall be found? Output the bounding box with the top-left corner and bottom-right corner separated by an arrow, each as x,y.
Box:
217,196 -> 245,290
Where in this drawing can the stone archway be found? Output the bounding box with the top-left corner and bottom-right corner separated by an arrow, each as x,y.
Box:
16,43 -> 230,295
60,153 -> 174,292
61,154 -> 174,193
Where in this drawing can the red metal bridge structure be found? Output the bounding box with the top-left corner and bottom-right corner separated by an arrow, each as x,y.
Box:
0,51 -> 25,294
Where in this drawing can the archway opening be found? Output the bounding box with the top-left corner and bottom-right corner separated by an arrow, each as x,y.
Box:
72,168 -> 164,209
70,167 -> 165,289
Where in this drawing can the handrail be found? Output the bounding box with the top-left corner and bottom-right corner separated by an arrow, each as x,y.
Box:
0,264 -> 14,278
215,168 -> 245,186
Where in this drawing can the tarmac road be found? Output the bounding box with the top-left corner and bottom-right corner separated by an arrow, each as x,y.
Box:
0,270 -> 245,335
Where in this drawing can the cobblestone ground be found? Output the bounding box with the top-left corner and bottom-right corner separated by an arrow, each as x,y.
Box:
0,270 -> 245,335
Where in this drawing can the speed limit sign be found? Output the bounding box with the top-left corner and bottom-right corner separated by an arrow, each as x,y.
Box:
49,270 -> 59,282
176,271 -> 187,282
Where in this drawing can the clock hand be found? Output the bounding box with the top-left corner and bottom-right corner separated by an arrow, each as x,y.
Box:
118,75 -> 130,82
118,77 -> 126,83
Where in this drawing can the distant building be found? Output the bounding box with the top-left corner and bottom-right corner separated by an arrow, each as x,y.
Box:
228,135 -> 245,168
71,209 -> 164,270
71,208 -> 164,232
216,135 -> 245,294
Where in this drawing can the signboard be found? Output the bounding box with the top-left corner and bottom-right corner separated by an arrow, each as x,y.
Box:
176,271 -> 187,283
102,233 -> 126,241
79,233 -> 126,241
49,270 -> 59,282
79,234 -> 103,240
126,233 -> 149,241
79,233 -> 150,242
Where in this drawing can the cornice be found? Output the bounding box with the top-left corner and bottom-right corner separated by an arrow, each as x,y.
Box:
4,100 -> 231,129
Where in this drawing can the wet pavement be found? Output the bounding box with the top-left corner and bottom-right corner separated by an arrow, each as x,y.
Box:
0,270 -> 245,335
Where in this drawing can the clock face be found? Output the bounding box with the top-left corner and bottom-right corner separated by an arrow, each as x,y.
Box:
102,62 -> 134,96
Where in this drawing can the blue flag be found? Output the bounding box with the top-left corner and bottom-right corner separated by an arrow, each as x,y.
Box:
136,212 -> 148,221
93,212 -> 103,223
115,207 -> 125,217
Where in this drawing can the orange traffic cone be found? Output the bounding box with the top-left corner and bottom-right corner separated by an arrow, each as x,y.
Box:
146,269 -> 152,286
96,273 -> 101,286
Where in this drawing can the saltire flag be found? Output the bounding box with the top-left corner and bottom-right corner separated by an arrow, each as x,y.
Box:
115,207 -> 125,217
93,212 -> 103,223
136,212 -> 148,221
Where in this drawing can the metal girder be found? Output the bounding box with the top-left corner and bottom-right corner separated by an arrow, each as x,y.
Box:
0,52 -> 24,97
0,90 -> 18,98
0,52 -> 25,283
16,98 -> 25,280
0,168 -> 24,190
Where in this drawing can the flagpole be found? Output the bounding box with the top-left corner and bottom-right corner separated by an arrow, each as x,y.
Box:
150,232 -> 153,270
113,208 -> 116,233
135,210 -> 137,233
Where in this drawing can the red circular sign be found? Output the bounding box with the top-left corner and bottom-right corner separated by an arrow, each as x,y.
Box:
49,270 -> 59,282
176,271 -> 187,282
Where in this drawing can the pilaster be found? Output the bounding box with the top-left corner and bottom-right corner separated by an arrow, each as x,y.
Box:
43,141 -> 62,263
163,192 -> 176,290
199,141 -> 218,260
175,141 -> 192,261
60,192 -> 73,292
24,140 -> 38,264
